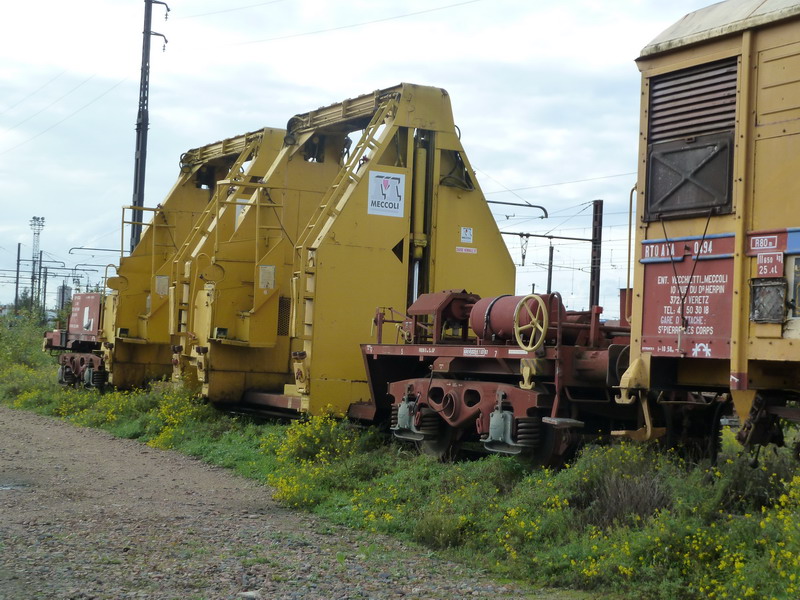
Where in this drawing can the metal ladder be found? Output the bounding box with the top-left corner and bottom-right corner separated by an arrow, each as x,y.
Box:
293,93 -> 401,349
172,136 -> 264,335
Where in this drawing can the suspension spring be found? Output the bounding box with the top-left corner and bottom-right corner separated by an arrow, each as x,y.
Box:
515,417 -> 541,448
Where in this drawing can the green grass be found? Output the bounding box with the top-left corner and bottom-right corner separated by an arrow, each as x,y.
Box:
2,312 -> 800,600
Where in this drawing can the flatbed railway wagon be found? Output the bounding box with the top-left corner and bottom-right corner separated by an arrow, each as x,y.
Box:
43,292 -> 106,388
362,290 -> 633,464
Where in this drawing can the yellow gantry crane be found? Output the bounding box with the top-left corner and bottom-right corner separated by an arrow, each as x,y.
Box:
158,83 -> 515,418
102,129 -> 285,388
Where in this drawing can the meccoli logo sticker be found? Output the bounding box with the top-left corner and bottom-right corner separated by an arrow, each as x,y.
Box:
368,171 -> 405,218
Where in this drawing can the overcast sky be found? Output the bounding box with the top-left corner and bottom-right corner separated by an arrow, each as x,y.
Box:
0,0 -> 707,316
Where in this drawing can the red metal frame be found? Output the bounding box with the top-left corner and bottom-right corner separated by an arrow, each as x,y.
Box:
362,290 -> 632,446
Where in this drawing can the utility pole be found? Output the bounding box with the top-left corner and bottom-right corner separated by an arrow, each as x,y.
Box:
589,199 -> 603,308
130,0 -> 170,253
37,250 -> 43,308
41,267 -> 48,322
14,243 -> 20,314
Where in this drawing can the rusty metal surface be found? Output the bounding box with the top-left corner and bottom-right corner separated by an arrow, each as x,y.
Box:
58,353 -> 103,371
66,293 -> 103,341
42,330 -> 66,351
468,294 -> 564,342
406,290 -> 477,319
388,377 -> 545,433
405,290 -> 480,345
346,402 -> 377,422
363,342 -> 533,360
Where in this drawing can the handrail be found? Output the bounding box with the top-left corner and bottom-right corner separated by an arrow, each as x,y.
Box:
626,185 -> 636,324
549,292 -> 565,420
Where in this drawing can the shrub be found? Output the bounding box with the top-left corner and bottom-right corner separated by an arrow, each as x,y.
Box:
266,412 -> 361,463
712,450 -> 797,514
146,387 -> 217,449
0,312 -> 54,370
0,363 -> 56,404
264,413 -> 377,507
564,443 -> 676,529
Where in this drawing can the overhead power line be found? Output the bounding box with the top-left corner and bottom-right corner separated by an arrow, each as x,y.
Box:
484,171 -> 636,194
0,70 -> 67,116
231,0 -> 486,46
6,75 -> 96,132
178,0 -> 289,19
0,78 -> 129,157
476,167 -> 543,209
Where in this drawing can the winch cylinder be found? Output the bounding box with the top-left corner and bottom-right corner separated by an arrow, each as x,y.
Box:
469,294 -> 563,342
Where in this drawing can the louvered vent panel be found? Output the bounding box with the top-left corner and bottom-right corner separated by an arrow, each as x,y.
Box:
649,58 -> 738,143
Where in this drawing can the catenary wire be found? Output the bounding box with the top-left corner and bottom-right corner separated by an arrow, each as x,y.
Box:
0,70 -> 67,116
177,0 -> 290,19
5,75 -> 96,132
484,172 -> 636,194
0,78 -> 129,157
229,0 -> 486,46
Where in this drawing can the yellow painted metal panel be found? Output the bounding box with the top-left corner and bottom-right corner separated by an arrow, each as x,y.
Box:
430,178 -> 516,299
756,43 -> 800,125
289,85 -> 514,416
751,133 -> 800,230
104,130 -> 288,389
307,237 -> 410,414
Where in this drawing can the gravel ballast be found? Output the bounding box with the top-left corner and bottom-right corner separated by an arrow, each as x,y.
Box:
0,406 -> 586,600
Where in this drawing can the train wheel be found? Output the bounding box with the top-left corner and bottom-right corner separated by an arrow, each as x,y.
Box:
59,366 -> 77,386
520,422 -> 577,469
415,409 -> 461,461
737,392 -> 785,449
662,402 -> 725,463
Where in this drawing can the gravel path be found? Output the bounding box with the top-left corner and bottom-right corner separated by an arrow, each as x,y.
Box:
0,406 -> 584,600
